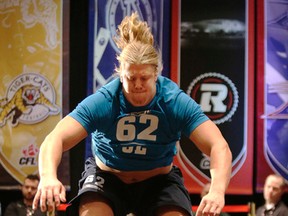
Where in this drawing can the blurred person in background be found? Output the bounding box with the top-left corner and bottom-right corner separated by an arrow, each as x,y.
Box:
4,174 -> 47,216
256,174 -> 288,216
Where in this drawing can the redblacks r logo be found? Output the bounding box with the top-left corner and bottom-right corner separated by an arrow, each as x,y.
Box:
187,72 -> 239,124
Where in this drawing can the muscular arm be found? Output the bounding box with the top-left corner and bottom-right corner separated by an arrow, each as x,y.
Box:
189,120 -> 232,215
33,116 -> 88,212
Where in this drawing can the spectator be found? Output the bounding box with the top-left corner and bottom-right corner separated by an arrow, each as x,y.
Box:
256,174 -> 288,216
4,174 -> 47,216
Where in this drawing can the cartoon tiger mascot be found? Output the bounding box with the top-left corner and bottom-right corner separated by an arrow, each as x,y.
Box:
0,84 -> 59,127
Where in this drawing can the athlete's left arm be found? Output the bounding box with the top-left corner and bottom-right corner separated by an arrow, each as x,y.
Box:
189,120 -> 232,216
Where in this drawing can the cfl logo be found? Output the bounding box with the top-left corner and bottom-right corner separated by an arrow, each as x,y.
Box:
19,157 -> 37,165
187,72 -> 239,124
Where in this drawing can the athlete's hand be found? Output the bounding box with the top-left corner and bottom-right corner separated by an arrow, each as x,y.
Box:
195,191 -> 224,216
33,176 -> 66,212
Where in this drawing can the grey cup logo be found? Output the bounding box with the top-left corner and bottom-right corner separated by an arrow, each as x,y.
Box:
187,72 -> 239,124
0,73 -> 60,127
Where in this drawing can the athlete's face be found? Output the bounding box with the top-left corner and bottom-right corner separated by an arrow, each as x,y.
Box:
120,63 -> 157,107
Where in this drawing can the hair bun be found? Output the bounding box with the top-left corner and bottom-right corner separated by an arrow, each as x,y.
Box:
114,12 -> 154,50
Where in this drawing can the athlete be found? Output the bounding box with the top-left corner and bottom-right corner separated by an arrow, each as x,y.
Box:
33,12 -> 232,216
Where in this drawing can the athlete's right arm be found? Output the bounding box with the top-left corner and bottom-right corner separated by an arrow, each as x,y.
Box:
33,115 -> 88,213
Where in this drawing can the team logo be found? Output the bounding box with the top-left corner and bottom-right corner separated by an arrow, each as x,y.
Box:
186,72 -> 239,124
0,73 -> 60,127
20,143 -> 39,166
106,0 -> 153,53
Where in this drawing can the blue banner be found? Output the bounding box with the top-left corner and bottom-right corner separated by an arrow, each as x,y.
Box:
263,0 -> 288,180
256,0 -> 288,191
86,0 -> 171,158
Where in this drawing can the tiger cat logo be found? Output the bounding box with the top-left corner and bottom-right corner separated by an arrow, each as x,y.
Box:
0,73 -> 60,127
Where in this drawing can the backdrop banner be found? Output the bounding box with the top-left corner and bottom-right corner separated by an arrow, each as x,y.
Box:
256,0 -> 288,192
172,0 -> 254,194
0,0 -> 69,188
85,0 -> 171,158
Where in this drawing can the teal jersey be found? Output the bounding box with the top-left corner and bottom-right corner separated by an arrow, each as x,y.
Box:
69,76 -> 208,171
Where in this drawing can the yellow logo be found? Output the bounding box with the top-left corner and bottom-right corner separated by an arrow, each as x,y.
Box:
0,73 -> 60,127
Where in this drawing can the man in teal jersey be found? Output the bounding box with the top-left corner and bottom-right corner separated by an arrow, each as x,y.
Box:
33,12 -> 232,216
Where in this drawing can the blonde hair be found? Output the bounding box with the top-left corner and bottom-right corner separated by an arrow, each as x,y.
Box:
113,12 -> 163,75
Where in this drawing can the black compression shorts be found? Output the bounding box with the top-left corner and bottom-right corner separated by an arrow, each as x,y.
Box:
67,157 -> 193,216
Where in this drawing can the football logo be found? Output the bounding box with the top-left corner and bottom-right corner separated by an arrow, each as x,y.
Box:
0,73 -> 60,127
106,0 -> 153,53
186,72 -> 239,124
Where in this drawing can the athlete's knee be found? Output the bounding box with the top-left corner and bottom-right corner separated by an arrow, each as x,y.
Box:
79,192 -> 114,216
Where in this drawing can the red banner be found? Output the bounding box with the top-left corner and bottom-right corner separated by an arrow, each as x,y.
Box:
171,0 -> 254,194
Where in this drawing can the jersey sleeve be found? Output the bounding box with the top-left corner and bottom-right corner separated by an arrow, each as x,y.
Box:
174,91 -> 209,137
69,92 -> 113,134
